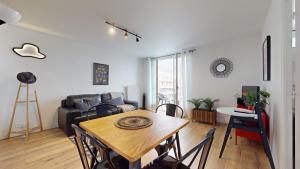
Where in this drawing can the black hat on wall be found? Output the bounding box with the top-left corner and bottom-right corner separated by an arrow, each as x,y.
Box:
17,72 -> 36,84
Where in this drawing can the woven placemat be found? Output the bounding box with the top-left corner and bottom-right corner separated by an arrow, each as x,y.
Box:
114,116 -> 153,130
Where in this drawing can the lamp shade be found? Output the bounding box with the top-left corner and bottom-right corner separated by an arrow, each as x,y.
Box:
0,3 -> 21,24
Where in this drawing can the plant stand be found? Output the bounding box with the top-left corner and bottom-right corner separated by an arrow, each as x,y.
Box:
192,109 -> 216,125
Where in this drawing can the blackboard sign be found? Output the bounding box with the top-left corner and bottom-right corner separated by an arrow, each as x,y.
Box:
93,63 -> 109,85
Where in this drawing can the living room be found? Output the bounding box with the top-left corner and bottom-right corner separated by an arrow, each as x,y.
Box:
0,0 -> 299,169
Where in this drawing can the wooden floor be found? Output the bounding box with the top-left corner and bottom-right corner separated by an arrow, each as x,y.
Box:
0,122 -> 271,169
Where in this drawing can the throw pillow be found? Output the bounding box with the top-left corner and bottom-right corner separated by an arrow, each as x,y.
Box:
84,98 -> 100,108
108,97 -> 124,106
74,99 -> 89,111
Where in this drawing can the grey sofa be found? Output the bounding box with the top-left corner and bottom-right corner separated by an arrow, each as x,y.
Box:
58,92 -> 138,136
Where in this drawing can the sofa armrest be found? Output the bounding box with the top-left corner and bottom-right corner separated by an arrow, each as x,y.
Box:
58,107 -> 82,136
123,99 -> 138,109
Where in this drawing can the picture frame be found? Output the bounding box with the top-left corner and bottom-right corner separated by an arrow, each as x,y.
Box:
263,35 -> 271,81
93,63 -> 109,85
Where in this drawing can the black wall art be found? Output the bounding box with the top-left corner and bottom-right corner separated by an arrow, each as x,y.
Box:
263,35 -> 271,81
93,63 -> 109,85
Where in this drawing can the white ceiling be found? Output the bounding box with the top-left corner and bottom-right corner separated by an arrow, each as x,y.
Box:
1,0 -> 270,57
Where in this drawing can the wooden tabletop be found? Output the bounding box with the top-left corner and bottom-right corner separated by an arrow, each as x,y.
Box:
80,109 -> 190,162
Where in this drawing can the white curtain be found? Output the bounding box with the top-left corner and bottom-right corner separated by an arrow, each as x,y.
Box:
177,52 -> 192,117
145,58 -> 157,110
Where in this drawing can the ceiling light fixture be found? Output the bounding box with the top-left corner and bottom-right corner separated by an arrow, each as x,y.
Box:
109,25 -> 115,35
105,21 -> 142,42
124,31 -> 128,39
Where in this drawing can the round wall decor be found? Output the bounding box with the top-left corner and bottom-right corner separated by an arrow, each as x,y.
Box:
114,116 -> 153,130
210,58 -> 233,78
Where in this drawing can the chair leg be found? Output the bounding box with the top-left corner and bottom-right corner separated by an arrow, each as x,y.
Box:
260,132 -> 275,169
258,118 -> 275,169
175,132 -> 182,159
219,116 -> 233,158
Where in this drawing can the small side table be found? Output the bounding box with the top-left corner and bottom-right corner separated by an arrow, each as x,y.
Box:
216,106 -> 275,169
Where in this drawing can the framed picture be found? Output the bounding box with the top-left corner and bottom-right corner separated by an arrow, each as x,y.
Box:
263,35 -> 271,81
93,63 -> 109,85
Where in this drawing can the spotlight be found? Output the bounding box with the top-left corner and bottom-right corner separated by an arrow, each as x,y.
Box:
109,26 -> 115,35
136,36 -> 139,42
124,31 -> 128,39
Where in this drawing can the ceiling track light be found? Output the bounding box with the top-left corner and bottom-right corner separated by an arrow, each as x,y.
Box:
105,21 -> 142,42
124,31 -> 128,39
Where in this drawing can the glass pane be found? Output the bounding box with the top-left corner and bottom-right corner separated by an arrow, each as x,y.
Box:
157,56 -> 176,106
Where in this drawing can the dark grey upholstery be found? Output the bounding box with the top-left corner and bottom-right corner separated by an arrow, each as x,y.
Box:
58,93 -> 138,136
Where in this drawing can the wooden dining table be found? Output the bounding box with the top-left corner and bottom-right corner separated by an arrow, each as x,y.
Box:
80,109 -> 190,169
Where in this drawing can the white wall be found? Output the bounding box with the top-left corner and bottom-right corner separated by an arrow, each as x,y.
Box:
261,0 -> 290,168
296,0 -> 300,166
189,34 -> 262,123
0,25 -> 144,140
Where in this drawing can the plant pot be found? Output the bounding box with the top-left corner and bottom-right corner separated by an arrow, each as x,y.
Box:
191,109 -> 216,125
247,105 -> 254,110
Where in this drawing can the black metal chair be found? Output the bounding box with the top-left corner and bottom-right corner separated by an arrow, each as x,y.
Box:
143,128 -> 216,169
72,124 -> 128,169
219,102 -> 275,169
85,103 -> 121,120
155,104 -> 184,159
155,103 -> 184,118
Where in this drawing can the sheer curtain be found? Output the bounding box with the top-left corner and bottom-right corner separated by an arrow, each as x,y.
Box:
177,52 -> 192,117
145,58 -> 157,110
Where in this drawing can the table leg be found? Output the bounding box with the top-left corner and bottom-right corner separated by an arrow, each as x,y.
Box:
175,132 -> 182,159
129,159 -> 141,169
219,116 -> 233,158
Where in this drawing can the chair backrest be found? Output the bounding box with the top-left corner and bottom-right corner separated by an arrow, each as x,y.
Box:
72,124 -> 116,169
155,103 -> 184,118
174,128 -> 216,169
88,103 -> 120,117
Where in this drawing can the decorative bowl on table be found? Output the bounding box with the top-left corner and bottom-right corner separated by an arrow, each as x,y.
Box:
114,116 -> 153,130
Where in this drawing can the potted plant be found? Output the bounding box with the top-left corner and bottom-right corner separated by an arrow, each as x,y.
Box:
187,98 -> 202,110
188,97 -> 218,125
244,91 -> 256,110
258,90 -> 270,109
202,98 -> 219,111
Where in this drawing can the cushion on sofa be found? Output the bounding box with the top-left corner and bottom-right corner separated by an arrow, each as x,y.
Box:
74,99 -> 89,111
117,104 -> 136,112
74,97 -> 100,111
101,93 -> 112,103
65,94 -> 101,108
84,98 -> 100,107
108,97 -> 124,105
111,92 -> 125,100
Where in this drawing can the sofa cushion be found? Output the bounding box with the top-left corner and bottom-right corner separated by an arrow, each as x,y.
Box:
111,92 -> 125,100
74,99 -> 89,111
74,97 -> 100,111
101,93 -> 112,103
108,97 -> 124,106
65,94 -> 101,108
84,98 -> 100,107
117,104 -> 136,112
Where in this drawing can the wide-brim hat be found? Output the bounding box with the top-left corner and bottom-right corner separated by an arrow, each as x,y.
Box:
17,72 -> 36,84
